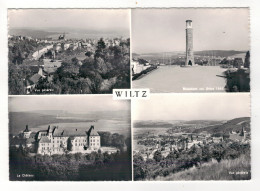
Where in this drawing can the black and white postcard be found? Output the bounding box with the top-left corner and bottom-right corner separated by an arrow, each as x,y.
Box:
8,9 -> 130,95
133,93 -> 250,180
131,8 -> 250,93
9,96 -> 131,181
1,2 -> 259,191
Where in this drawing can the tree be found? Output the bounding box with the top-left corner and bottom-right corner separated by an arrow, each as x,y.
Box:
85,51 -> 93,57
97,38 -> 106,50
98,131 -> 112,146
133,154 -> 147,180
244,51 -> 250,68
153,150 -> 162,162
67,137 -> 73,151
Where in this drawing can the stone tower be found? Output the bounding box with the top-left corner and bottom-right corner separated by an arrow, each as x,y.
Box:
185,20 -> 195,66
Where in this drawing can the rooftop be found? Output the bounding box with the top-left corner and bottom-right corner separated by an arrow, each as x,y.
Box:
29,73 -> 42,84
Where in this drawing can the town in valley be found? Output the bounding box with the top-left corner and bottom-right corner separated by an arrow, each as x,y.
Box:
8,9 -> 130,95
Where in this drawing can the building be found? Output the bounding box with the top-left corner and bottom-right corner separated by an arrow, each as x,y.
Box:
25,67 -> 49,94
10,125 -> 102,155
229,127 -> 247,142
35,125 -> 101,155
87,125 -> 101,150
185,20 -> 195,66
32,45 -> 54,60
22,125 -> 31,139
58,33 -> 66,40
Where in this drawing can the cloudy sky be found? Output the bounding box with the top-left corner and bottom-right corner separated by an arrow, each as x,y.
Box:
132,8 -> 249,53
133,93 -> 250,121
8,9 -> 130,32
9,96 -> 130,113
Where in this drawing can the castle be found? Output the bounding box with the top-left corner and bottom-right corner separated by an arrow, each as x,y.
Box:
16,125 -> 101,155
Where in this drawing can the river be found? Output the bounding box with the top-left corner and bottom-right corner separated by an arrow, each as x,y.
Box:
132,65 -> 227,93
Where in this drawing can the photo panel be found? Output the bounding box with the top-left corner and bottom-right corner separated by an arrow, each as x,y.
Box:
131,8 -> 250,93
8,9 -> 131,95
9,95 -> 132,181
133,93 -> 250,180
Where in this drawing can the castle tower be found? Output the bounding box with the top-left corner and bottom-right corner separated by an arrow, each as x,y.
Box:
185,20 -> 195,66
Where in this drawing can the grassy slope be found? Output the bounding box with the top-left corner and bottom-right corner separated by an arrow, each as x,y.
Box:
154,153 -> 251,181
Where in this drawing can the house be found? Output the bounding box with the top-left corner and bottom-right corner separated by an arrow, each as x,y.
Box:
25,67 -> 48,94
10,126 -> 36,149
212,137 -> 223,143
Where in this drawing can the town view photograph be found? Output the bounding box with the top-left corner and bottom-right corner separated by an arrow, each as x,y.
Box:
9,96 -> 131,180
133,93 -> 250,180
131,8 -> 250,93
8,9 -> 130,95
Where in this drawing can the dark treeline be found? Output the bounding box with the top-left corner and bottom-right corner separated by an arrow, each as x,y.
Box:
98,131 -> 130,150
134,142 -> 250,180
10,147 -> 131,181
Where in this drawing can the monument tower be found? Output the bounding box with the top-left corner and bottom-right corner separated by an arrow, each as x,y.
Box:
185,20 -> 195,66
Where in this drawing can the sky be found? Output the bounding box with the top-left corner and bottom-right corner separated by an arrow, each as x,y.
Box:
132,8 -> 249,53
9,96 -> 130,113
133,93 -> 250,121
8,9 -> 130,32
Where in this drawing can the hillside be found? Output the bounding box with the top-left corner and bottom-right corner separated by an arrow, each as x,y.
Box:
134,120 -> 183,128
9,112 -> 93,135
9,28 -> 59,39
192,117 -> 250,134
134,120 -> 223,129
155,153 -> 250,180
132,50 -> 246,60
194,50 -> 246,57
